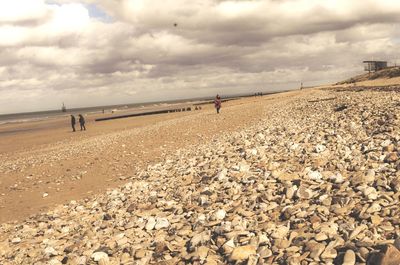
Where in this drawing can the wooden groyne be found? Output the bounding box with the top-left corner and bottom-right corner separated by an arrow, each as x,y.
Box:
95,107 -> 195,122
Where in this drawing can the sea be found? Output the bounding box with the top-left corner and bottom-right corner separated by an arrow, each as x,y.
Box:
0,91 -> 285,126
0,100 -> 187,125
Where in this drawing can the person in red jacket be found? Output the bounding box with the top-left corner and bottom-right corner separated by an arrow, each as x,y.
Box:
70,115 -> 76,132
214,94 -> 221,114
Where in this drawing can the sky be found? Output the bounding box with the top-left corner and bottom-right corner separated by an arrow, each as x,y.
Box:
1,0 -> 400,114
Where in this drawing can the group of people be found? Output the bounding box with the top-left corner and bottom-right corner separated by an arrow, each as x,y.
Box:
70,114 -> 86,132
68,96 -> 220,132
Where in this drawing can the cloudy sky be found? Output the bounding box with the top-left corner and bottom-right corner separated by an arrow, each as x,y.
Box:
1,0 -> 399,114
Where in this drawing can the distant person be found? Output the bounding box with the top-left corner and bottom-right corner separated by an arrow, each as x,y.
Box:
78,114 -> 86,131
70,115 -> 76,132
214,94 -> 222,114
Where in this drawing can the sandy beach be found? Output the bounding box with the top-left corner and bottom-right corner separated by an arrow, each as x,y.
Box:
0,94 -> 293,223
1,86 -> 400,264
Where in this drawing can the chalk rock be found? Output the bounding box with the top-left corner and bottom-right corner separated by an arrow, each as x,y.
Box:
155,218 -> 170,230
213,209 -> 226,221
91,252 -> 109,262
229,245 -> 256,261
342,249 -> 355,265
145,217 -> 156,231
296,185 -> 314,199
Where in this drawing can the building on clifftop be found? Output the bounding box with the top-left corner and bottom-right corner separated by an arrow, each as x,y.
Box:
363,61 -> 387,73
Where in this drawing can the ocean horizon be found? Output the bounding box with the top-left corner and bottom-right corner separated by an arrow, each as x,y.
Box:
0,91 -> 284,125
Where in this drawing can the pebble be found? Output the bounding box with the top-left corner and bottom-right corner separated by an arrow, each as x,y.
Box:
145,217 -> 156,231
342,249 -> 356,265
229,245 -> 256,261
154,217 -> 169,230
1,89 -> 400,264
91,252 -> 109,262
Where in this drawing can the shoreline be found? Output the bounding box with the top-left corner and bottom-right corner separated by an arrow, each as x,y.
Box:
0,91 -> 287,126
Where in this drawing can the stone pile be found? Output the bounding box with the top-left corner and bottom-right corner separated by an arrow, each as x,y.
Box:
1,88 -> 400,264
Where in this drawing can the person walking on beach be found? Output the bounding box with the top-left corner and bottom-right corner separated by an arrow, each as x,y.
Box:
78,114 -> 86,131
214,94 -> 222,114
70,115 -> 76,132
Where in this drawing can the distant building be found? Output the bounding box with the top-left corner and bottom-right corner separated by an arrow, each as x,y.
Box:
363,61 -> 387,72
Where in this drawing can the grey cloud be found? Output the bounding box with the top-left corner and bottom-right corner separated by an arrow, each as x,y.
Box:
2,0 -> 400,113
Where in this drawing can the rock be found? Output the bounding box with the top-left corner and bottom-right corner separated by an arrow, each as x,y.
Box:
229,245 -> 256,261
286,185 -> 297,199
367,202 -> 381,213
365,169 -> 376,183
351,171 -> 375,185
155,218 -> 169,230
257,246 -> 272,258
2,89 -> 400,265
379,244 -> 400,265
120,252 -> 132,264
103,213 -> 112,220
349,224 -> 368,240
213,209 -> 226,221
359,247 -> 369,260
371,215 -> 382,225
222,239 -> 235,254
384,153 -> 398,163
394,238 -> 400,251
271,225 -> 289,239
367,244 -> 400,265
216,168 -> 228,181
306,241 -> 325,260
363,187 -> 378,200
271,170 -> 299,181
98,258 -> 110,265
321,247 -> 337,260
315,232 -> 328,242
342,249 -> 356,265
134,249 -> 146,259
307,170 -> 322,181
126,203 -> 136,213
247,254 -> 258,265
11,238 -> 21,244
330,172 -> 345,184
238,162 -> 250,172
315,144 -> 326,153
196,246 -> 209,261
91,252 -> 109,262
44,246 -> 58,256
145,217 -> 156,231
296,185 -> 314,199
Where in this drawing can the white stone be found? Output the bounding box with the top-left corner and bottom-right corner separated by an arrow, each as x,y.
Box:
307,170 -> 322,181
217,168 -> 228,181
213,209 -> 226,220
91,251 -> 109,262
155,218 -> 170,230
145,217 -> 156,231
44,246 -> 58,256
315,144 -> 326,153
11,237 -> 21,244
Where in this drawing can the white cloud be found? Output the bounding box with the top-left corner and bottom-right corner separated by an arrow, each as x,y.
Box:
1,0 -> 400,113
0,0 -> 49,24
